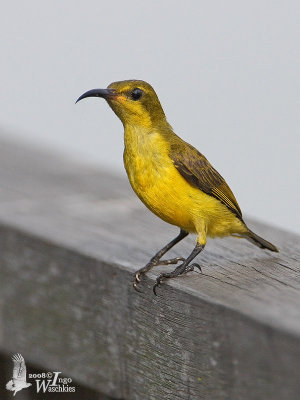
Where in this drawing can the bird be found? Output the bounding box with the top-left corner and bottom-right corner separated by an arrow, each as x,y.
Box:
6,353 -> 32,396
76,80 -> 278,295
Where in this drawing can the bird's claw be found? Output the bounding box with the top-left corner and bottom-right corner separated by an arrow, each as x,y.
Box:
133,262 -> 156,292
133,281 -> 143,292
188,263 -> 202,274
135,272 -> 141,283
133,272 -> 143,292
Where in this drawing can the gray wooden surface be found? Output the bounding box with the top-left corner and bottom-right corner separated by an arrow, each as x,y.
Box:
0,138 -> 299,400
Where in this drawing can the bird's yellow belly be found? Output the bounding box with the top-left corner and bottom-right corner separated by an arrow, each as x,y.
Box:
132,166 -> 197,231
124,149 -> 246,237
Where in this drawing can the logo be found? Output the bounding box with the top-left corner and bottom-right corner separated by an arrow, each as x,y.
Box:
29,371 -> 75,394
5,353 -> 76,395
6,353 -> 32,396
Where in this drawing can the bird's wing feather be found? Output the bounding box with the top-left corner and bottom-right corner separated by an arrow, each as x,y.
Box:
170,142 -> 243,221
12,354 -> 26,381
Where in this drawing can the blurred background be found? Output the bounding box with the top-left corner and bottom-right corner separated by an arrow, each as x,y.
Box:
0,1 -> 299,233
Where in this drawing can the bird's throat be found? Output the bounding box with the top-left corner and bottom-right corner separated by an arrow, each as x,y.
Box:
123,124 -> 170,189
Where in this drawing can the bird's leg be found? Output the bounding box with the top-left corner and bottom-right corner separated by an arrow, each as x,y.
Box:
133,229 -> 188,291
153,242 -> 205,295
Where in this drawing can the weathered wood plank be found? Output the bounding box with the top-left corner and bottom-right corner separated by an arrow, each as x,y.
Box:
0,138 -> 299,400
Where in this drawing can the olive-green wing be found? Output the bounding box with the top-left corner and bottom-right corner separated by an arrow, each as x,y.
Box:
170,143 -> 243,221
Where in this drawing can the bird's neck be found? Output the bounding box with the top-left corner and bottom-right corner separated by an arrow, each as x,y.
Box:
123,122 -> 174,157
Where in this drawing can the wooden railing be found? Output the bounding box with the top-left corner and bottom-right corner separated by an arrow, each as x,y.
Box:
0,139 -> 299,400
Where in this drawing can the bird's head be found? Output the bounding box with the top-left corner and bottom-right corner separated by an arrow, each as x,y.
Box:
76,80 -> 168,129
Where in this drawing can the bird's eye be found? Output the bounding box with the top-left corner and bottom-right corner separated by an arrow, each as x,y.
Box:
130,88 -> 143,101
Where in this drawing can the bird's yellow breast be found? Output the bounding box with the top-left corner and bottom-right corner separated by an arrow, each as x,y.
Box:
123,125 -> 246,237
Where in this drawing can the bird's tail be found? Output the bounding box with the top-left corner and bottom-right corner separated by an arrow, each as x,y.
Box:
245,230 -> 279,252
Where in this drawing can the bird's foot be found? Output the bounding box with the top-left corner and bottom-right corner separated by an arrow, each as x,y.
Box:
153,262 -> 202,295
133,257 -> 185,292
133,260 -> 157,292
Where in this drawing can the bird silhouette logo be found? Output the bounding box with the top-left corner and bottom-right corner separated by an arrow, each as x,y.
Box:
6,353 -> 32,396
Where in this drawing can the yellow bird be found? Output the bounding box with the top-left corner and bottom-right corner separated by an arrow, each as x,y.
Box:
76,80 -> 278,294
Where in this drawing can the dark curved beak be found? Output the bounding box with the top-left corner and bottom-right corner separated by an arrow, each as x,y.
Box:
75,88 -> 117,104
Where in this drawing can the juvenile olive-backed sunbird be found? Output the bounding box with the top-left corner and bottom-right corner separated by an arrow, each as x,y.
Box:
76,80 -> 278,295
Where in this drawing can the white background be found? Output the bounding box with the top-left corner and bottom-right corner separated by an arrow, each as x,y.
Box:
0,1 -> 299,233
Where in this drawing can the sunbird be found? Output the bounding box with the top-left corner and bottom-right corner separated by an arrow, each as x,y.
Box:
76,80 -> 278,294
